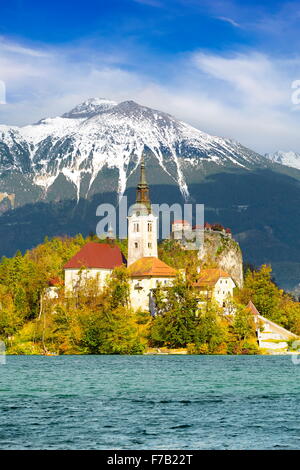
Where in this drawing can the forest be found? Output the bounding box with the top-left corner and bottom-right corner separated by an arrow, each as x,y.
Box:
0,235 -> 299,355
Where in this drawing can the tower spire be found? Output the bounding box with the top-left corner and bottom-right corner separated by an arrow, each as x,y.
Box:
136,154 -> 151,212
127,153 -> 157,266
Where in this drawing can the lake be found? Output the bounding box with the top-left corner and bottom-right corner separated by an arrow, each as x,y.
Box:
0,355 -> 299,449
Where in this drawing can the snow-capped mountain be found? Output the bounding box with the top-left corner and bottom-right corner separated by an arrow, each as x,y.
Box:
2,98 -> 300,290
0,98 -> 267,204
265,151 -> 300,171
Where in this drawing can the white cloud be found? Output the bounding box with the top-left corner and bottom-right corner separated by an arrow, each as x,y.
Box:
185,51 -> 300,152
0,38 -> 147,124
216,16 -> 241,28
0,37 -> 300,154
0,38 -> 50,57
193,52 -> 287,107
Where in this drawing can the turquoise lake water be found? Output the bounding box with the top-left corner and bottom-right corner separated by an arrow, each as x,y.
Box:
0,355 -> 299,449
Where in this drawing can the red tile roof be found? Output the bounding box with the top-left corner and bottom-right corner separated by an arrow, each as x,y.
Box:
172,220 -> 191,226
247,301 -> 260,317
48,277 -> 63,287
193,268 -> 232,288
64,242 -> 126,270
128,257 -> 177,278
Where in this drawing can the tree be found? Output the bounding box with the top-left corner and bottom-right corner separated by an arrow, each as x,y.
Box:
150,274 -> 199,348
236,265 -> 282,322
235,264 -> 300,333
73,266 -> 144,354
232,304 -> 256,341
194,302 -> 228,353
105,266 -> 130,309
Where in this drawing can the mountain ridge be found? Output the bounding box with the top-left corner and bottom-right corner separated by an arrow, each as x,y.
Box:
0,97 -> 268,204
265,150 -> 300,171
1,98 -> 300,290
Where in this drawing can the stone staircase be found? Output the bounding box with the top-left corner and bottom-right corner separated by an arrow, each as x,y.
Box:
248,301 -> 298,354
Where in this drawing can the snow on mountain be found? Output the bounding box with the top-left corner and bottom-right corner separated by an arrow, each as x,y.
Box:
265,151 -> 300,171
0,98 -> 266,201
62,98 -> 117,119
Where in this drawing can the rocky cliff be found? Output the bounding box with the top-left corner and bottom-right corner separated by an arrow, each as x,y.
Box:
199,231 -> 243,288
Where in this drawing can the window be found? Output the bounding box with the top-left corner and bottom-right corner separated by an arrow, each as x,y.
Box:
134,242 -> 138,249
134,223 -> 139,232
148,223 -> 152,232
148,242 -> 152,248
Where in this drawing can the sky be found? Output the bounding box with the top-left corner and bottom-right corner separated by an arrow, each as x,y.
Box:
0,0 -> 300,153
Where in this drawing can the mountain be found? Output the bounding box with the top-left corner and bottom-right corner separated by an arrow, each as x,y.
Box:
265,151 -> 300,171
0,97 -> 266,203
1,98 -> 300,290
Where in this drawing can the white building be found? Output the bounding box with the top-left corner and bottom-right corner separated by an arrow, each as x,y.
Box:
64,242 -> 125,292
128,257 -> 177,311
171,219 -> 192,240
127,205 -> 158,266
193,268 -> 236,307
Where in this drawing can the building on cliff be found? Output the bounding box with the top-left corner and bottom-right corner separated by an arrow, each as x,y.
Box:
171,220 -> 232,244
171,219 -> 243,289
193,268 -> 236,307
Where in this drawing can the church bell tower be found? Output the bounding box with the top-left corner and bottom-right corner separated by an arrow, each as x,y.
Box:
127,154 -> 158,266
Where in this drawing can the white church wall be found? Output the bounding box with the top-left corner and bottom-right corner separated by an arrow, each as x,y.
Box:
130,277 -> 173,311
65,268 -> 112,292
127,212 -> 158,266
196,277 -> 235,307
213,277 -> 235,306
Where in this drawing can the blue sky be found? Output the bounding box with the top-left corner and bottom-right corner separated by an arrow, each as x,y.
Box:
1,0 -> 300,152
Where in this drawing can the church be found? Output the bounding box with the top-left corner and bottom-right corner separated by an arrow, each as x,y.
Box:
64,155 -> 177,311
